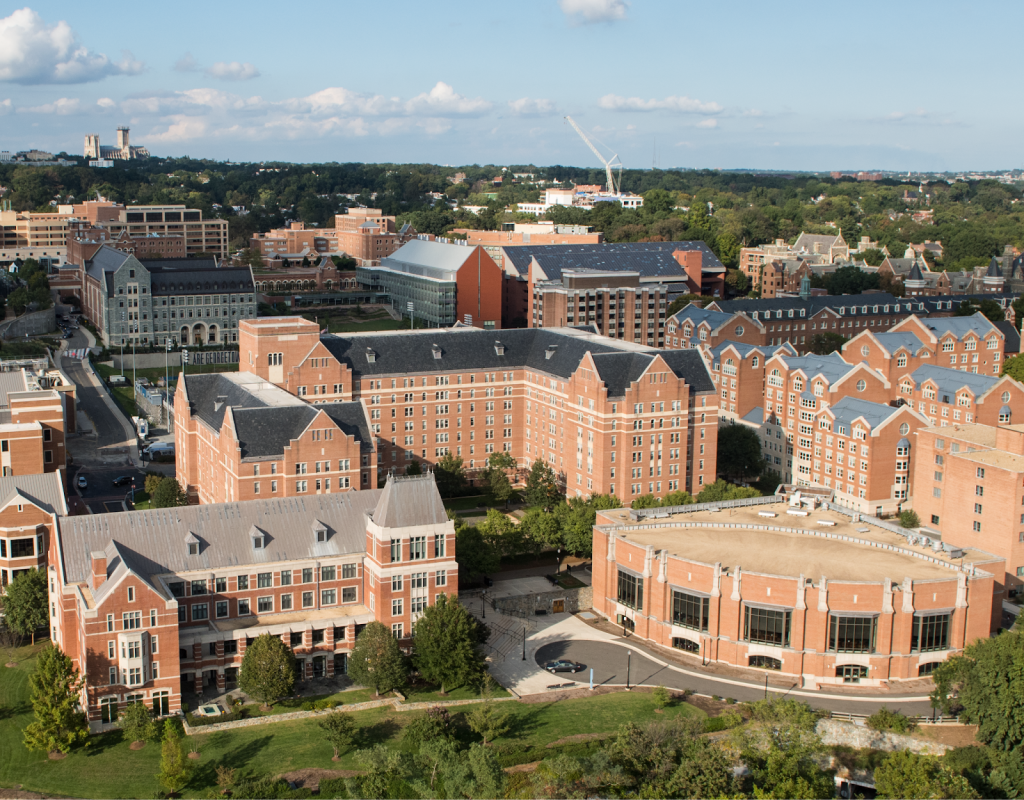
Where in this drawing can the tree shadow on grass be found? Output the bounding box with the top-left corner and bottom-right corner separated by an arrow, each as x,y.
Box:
356,718 -> 401,748
83,730 -> 122,757
218,735 -> 274,773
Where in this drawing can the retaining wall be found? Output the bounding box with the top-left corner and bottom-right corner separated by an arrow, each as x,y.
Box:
816,718 -> 949,755
492,585 -> 593,617
0,308 -> 56,340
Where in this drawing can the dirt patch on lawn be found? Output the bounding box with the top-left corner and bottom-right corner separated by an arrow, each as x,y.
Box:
685,694 -> 733,717
276,768 -> 361,791
504,761 -> 541,774
914,724 -> 981,749
0,789 -> 62,799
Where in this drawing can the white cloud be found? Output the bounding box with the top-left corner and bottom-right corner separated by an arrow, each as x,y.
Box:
0,8 -> 144,84
696,118 -> 718,128
0,98 -> 11,114
405,82 -> 491,116
206,61 -> 260,81
19,96 -> 80,115
508,97 -> 558,116
599,94 -> 723,114
559,0 -> 628,24
96,97 -> 116,109
174,53 -> 199,72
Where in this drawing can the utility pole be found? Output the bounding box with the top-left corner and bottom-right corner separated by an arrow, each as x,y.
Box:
626,649 -> 632,691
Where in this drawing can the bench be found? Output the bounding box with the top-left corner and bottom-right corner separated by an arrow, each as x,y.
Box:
816,520 -> 837,527
786,509 -> 810,516
758,511 -> 777,518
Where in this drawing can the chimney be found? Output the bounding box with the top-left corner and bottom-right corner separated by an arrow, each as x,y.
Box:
90,551 -> 107,590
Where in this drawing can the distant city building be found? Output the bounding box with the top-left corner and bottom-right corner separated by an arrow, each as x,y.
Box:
83,127 -> 150,161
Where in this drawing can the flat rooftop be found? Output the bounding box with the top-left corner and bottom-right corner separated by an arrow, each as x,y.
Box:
598,504 -> 1000,583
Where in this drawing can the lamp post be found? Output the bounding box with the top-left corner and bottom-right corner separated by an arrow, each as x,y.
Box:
522,626 -> 526,661
626,649 -> 632,691
120,312 -> 125,377
165,339 -> 172,426
407,300 -> 414,330
481,592 -> 485,620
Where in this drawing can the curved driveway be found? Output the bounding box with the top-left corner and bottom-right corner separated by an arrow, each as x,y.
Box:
535,639 -> 935,716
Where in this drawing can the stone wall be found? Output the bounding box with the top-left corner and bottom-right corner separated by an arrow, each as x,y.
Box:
492,585 -> 593,617
816,718 -> 949,755
0,308 -> 56,340
111,350 -> 237,370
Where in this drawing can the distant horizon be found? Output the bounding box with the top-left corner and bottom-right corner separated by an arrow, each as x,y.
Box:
2,2 -> 1022,172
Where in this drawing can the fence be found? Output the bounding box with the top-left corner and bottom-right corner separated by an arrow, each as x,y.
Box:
629,494 -> 785,521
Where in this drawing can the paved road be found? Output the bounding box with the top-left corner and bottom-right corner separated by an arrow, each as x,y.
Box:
535,639 -> 936,716
71,465 -> 149,514
62,329 -> 133,456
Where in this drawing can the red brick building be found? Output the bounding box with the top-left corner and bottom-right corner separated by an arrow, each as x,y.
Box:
0,473 -> 65,592
236,317 -> 718,503
174,371 -> 373,505
49,474 -> 458,728
665,304 -> 764,352
592,501 -> 1002,686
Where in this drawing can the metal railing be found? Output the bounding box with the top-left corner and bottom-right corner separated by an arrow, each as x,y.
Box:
629,494 -> 785,521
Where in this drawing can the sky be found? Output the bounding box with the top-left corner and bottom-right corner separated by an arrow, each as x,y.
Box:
0,0 -> 1020,172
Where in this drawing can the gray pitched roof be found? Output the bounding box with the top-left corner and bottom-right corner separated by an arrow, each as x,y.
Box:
713,292 -> 912,317
231,405 -> 318,459
908,365 -> 1000,397
994,321 -> 1020,354
319,326 -> 715,397
986,257 -> 1002,278
147,264 -> 254,295
669,304 -> 734,330
383,240 -> 477,275
502,241 -> 723,281
58,475 -> 447,587
0,371 -> 29,407
829,396 -> 901,430
773,352 -> 858,385
0,472 -> 67,516
872,332 -> 928,356
182,372 -> 305,432
370,473 -> 448,528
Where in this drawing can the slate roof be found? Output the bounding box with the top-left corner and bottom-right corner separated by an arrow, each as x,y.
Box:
668,304 -> 734,330
829,396 -> 901,430
0,472 -> 67,516
994,321 -> 1020,354
986,257 -> 1003,278
793,232 -> 844,253
872,332 -> 929,356
773,352 -> 858,385
0,371 -> 29,406
741,407 -> 764,425
709,341 -> 796,365
908,365 -> 1000,397
907,264 -> 925,282
370,473 -> 448,528
920,314 -> 999,340
147,264 -> 254,295
318,327 -> 715,396
57,475 -> 446,587
713,292 -> 914,317
502,241 -> 724,281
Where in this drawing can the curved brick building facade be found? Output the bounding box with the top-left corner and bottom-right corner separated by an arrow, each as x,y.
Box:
592,500 -> 1003,687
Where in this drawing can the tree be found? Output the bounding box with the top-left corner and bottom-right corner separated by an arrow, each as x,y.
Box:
482,452 -> 515,505
152,477 -> 187,508
1002,354 -> 1024,382
661,490 -> 694,507
629,493 -> 659,509
874,750 -> 979,799
23,644 -> 89,755
861,248 -> 886,266
455,524 -> 501,581
467,678 -> 511,745
558,497 -> 600,556
158,719 -> 193,795
348,745 -> 406,799
318,711 -> 356,760
716,424 -> 765,483
517,507 -> 562,555
434,453 -> 467,498
238,632 -> 297,707
931,629 -> 1024,752
0,622 -> 20,666
348,621 -> 407,696
143,473 -> 164,497
119,700 -> 157,746
403,705 -> 456,749
405,459 -> 422,476
808,331 -> 848,355
899,510 -> 921,529
956,299 -> 1005,323
412,594 -> 485,694
696,479 -> 760,503
1012,296 -> 1024,332
3,569 -> 48,644
480,508 -> 526,558
524,459 -> 561,510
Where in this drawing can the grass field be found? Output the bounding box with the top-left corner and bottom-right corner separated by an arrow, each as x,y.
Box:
0,643 -> 705,798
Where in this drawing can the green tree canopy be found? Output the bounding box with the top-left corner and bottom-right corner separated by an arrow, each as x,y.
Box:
433,453 -> 467,498
238,632 -> 297,707
716,424 -> 765,483
874,750 -> 979,799
2,568 -> 48,644
479,508 -> 526,559
808,331 -> 848,355
23,644 -> 89,754
348,621 -> 407,696
482,452 -> 515,505
119,701 -> 157,745
412,594 -> 485,693
1001,353 -> 1024,382
318,710 -> 356,759
956,299 -> 1005,322
158,719 -> 193,794
152,477 -> 187,508
696,479 -> 761,503
524,458 -> 562,510
931,629 -> 1024,751
455,523 -> 501,581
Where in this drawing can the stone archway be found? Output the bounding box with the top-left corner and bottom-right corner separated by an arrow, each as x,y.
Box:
179,326 -> 190,345
192,323 -> 207,345
207,324 -> 218,344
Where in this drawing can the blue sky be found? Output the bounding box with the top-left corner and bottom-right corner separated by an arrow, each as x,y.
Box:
0,0 -> 1018,171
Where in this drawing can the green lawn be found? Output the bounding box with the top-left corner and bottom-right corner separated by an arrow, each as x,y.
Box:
443,495 -> 489,512
0,645 -> 706,798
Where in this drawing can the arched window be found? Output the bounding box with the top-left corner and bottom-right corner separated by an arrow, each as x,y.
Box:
897,354 -> 907,368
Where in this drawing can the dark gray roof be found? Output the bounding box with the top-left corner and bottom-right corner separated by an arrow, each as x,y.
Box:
58,475 -> 448,587
147,263 -> 254,295
994,321 -> 1020,354
319,327 -> 715,397
907,263 -> 924,281
231,405 -> 318,459
986,257 -> 1002,278
371,473 -> 448,528
320,402 -> 374,453
713,292 -> 911,317
502,241 -> 724,281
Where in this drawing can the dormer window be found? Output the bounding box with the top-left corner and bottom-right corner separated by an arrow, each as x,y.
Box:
313,521 -> 328,543
494,341 -> 505,356
185,532 -> 200,556
365,348 -> 376,363
432,345 -> 442,360
250,525 -> 266,550
253,535 -> 264,549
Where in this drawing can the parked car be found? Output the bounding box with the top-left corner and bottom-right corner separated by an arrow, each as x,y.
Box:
112,476 -> 133,487
544,660 -> 584,673
76,475 -> 88,490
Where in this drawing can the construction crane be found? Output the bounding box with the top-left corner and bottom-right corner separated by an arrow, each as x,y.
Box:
564,116 -> 621,194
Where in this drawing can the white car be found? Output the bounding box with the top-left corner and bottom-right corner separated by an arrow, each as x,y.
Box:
76,475 -> 88,490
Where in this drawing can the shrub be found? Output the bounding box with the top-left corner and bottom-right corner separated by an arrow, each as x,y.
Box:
703,712 -> 743,733
313,698 -> 335,710
726,697 -> 737,705
866,705 -> 917,733
651,686 -> 671,708
301,701 -> 315,712
318,777 -> 349,799
899,510 -> 921,529
711,694 -> 721,701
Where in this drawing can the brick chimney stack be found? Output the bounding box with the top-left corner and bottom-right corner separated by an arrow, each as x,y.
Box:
90,551 -> 107,590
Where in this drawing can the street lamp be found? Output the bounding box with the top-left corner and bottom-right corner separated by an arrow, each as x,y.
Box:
165,339 -> 173,426
407,301 -> 414,330
626,649 -> 632,691
120,312 -> 125,377
556,547 -> 561,575
522,626 -> 526,661
481,592 -> 486,620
